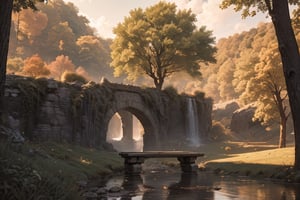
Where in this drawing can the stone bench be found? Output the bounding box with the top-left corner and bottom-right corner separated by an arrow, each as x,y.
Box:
119,151 -> 204,173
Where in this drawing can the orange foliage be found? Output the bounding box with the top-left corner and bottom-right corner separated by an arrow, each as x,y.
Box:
21,54 -> 50,77
12,9 -> 48,40
47,55 -> 76,80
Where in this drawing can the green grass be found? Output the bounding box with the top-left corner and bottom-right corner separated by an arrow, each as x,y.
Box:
206,146 -> 294,166
143,141 -> 298,181
196,141 -> 298,181
0,140 -> 123,199
28,142 -> 123,180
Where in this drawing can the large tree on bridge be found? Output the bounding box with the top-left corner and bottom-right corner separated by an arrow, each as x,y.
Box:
0,0 -> 44,121
110,1 -> 216,90
220,0 -> 300,169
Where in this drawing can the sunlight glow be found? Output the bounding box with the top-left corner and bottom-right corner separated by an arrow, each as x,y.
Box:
80,156 -> 92,165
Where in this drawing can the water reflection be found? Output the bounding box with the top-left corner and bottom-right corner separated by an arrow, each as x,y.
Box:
109,170 -> 300,200
167,173 -> 213,200
215,178 -> 299,200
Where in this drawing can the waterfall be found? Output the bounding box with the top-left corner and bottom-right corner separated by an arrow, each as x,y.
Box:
186,98 -> 200,147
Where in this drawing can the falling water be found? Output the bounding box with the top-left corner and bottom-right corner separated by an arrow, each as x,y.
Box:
186,98 -> 200,147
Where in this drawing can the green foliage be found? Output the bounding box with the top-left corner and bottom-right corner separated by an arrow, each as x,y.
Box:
7,57 -> 24,74
9,77 -> 47,139
194,91 -> 205,99
220,0 -> 298,18
0,141 -> 79,200
210,120 -> 228,141
26,142 -> 122,180
111,1 -> 216,89
139,88 -> 169,120
292,4 -> 300,33
71,82 -> 115,146
163,85 -> 178,98
0,139 -> 123,199
13,0 -> 44,12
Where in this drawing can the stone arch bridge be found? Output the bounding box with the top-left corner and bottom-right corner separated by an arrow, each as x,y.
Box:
4,75 -> 212,150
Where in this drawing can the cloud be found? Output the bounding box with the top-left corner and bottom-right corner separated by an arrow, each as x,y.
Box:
65,0 -> 93,4
169,0 -> 270,40
88,16 -> 115,39
64,0 -> 270,40
168,0 -> 204,13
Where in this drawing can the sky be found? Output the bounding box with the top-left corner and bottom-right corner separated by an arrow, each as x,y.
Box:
64,0 -> 271,41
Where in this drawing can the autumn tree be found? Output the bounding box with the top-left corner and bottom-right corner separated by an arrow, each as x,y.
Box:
220,0 -> 300,169
0,0 -> 44,121
111,1 -> 216,90
43,21 -> 77,60
199,30 -> 254,102
47,54 -> 76,80
8,0 -> 112,81
20,54 -> 50,77
241,42 -> 289,148
217,59 -> 237,101
12,8 -> 48,42
33,0 -> 93,63
7,57 -> 24,74
76,35 -> 111,77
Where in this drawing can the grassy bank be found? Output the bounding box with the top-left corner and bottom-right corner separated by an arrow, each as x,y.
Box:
0,140 -> 123,199
146,141 -> 299,182
197,141 -> 300,182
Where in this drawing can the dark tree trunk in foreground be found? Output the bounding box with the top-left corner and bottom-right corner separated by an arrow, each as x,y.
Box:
0,0 -> 13,120
270,0 -> 300,169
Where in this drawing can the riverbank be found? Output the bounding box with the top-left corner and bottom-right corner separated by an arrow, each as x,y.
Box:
204,141 -> 300,183
1,139 -> 299,199
203,144 -> 299,182
144,141 -> 300,183
0,140 -> 123,199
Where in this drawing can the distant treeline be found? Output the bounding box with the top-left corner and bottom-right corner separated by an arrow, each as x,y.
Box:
8,0 -> 114,82
199,20 -> 300,105
7,0 -> 300,112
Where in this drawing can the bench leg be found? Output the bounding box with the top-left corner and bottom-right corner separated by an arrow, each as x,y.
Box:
124,157 -> 145,174
177,157 -> 198,173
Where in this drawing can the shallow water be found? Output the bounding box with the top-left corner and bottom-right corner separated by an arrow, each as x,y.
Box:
104,170 -> 300,200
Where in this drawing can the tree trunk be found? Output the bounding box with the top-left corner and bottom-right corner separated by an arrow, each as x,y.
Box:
271,0 -> 300,169
279,118 -> 287,148
275,88 -> 287,148
0,0 -> 13,121
153,77 -> 164,90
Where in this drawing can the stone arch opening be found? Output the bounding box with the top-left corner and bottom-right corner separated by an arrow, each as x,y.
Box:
105,106 -> 158,151
106,110 -> 144,152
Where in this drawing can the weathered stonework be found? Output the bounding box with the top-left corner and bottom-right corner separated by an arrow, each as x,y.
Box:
3,75 -> 212,150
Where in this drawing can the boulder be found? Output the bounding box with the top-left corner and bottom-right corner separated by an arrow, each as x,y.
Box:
230,104 -> 259,134
213,100 -> 240,121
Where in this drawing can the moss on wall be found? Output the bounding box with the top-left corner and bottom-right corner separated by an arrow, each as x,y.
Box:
5,77 -> 48,139
71,81 -> 114,147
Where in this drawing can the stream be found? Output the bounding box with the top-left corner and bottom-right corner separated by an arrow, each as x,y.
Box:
89,169 -> 300,200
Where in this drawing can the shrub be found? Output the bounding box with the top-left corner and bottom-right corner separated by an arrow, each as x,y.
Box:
62,72 -> 87,84
210,120 -> 229,140
0,141 -> 79,199
163,85 -> 178,98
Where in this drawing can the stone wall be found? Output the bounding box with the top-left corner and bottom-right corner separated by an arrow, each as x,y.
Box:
3,75 -> 212,150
